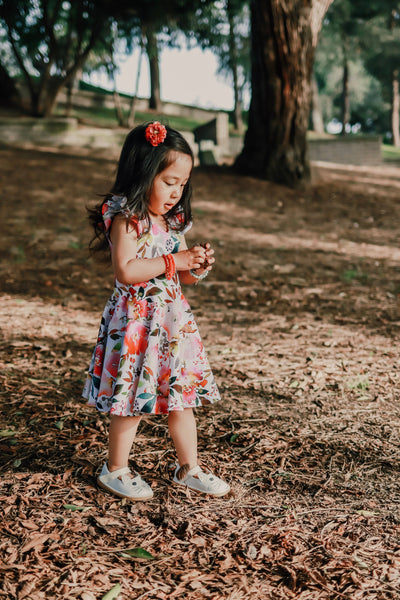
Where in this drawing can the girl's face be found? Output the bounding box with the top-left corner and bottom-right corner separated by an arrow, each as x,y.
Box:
148,151 -> 192,217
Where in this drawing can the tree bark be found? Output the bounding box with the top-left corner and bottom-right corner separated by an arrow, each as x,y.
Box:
145,27 -> 162,111
234,0 -> 333,187
392,69 -> 400,147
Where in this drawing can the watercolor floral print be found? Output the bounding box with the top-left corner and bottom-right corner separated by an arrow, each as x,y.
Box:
83,196 -> 220,416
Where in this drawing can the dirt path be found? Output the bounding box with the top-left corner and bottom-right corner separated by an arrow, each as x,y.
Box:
1,145 -> 400,599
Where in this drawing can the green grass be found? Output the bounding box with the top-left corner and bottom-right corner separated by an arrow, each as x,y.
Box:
55,103 -> 208,132
345,375 -> 370,391
382,143 -> 400,162
341,268 -> 369,283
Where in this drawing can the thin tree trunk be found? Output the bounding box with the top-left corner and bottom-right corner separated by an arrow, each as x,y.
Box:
110,66 -> 125,127
392,68 -> 400,147
64,73 -> 76,117
0,62 -> 20,107
145,27 -> 162,111
235,0 -> 333,187
340,34 -> 350,135
128,36 -> 145,129
227,1 -> 244,134
42,87 -> 61,117
310,74 -> 324,134
64,68 -> 81,117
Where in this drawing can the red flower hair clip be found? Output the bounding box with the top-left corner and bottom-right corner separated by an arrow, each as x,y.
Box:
145,121 -> 167,147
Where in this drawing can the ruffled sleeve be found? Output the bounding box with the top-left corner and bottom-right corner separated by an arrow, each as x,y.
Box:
102,196 -> 147,238
167,208 -> 192,235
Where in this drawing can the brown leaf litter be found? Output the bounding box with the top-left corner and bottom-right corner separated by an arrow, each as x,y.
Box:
0,146 -> 400,599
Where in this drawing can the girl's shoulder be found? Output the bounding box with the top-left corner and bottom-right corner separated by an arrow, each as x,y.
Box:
102,195 -> 147,238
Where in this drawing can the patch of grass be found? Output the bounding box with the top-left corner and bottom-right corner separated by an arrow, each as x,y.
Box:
55,104 -> 208,132
10,246 -> 26,263
341,268 -> 369,283
382,143 -> 400,162
345,375 -> 370,391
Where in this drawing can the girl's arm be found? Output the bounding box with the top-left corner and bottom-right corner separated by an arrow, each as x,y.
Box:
110,217 -> 207,285
178,236 -> 215,285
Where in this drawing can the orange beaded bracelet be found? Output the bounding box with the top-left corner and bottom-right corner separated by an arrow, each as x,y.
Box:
162,253 -> 176,280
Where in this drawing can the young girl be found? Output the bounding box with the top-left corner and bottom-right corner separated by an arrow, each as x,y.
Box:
83,121 -> 230,500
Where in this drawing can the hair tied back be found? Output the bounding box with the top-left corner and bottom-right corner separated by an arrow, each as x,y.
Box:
145,121 -> 167,147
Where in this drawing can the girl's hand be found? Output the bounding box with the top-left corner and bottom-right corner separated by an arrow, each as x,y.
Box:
200,242 -> 215,271
174,244 -> 207,271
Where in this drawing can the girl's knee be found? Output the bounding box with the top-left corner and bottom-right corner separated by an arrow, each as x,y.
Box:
168,408 -> 193,421
110,413 -> 142,430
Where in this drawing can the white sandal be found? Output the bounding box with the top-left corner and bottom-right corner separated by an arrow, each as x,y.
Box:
97,463 -> 154,500
173,464 -> 230,497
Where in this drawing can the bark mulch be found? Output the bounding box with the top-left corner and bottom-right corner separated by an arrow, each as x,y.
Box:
1,146 -> 400,599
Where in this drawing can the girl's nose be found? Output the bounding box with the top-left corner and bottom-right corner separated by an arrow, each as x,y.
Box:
171,186 -> 180,198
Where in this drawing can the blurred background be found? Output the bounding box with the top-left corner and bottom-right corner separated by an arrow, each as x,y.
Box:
1,0 -> 400,177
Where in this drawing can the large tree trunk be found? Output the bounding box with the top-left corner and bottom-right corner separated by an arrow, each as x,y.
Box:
145,27 -> 162,111
234,0 -> 333,187
392,69 -> 400,147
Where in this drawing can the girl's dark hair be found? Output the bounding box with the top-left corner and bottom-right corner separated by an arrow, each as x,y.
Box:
88,122 -> 194,255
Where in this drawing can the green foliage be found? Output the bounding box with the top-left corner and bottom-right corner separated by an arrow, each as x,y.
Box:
315,0 -> 400,136
362,14 -> 400,86
184,0 -> 250,127
0,0 -> 113,115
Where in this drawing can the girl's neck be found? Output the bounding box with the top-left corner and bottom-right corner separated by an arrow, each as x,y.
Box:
149,212 -> 168,231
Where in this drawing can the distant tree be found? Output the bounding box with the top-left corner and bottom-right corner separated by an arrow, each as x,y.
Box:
310,74 -> 324,134
114,1 -> 214,113
0,0 -> 113,117
314,4 -> 390,135
323,0 -> 357,135
235,0 -> 334,187
362,9 -> 400,146
144,25 -> 162,111
189,0 -> 250,132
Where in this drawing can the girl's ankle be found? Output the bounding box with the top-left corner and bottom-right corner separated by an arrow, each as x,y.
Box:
107,462 -> 128,472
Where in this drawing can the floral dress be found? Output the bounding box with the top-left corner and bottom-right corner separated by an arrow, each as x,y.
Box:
82,196 -> 221,416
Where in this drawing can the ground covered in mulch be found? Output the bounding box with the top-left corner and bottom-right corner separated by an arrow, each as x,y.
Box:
1,144 -> 400,599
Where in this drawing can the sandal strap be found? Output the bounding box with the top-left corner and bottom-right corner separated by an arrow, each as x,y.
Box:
100,466 -> 131,484
186,465 -> 203,478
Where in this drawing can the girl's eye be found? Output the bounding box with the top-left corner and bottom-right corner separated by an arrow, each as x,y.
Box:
165,181 -> 186,188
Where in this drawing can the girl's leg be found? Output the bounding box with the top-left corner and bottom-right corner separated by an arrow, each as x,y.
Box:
98,414 -> 153,500
168,408 -> 230,496
168,408 -> 198,468
108,414 -> 142,472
